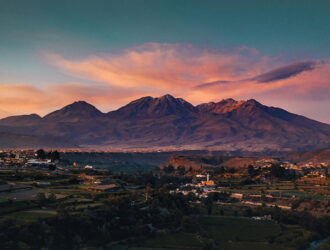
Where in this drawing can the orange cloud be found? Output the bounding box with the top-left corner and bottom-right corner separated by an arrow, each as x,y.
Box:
45,43 -> 329,102
0,85 -> 49,115
0,83 -> 155,117
45,43 -> 273,92
0,43 -> 329,123
0,109 -> 12,119
48,82 -> 155,111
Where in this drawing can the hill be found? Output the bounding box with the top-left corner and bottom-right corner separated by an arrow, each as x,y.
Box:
286,148 -> 330,164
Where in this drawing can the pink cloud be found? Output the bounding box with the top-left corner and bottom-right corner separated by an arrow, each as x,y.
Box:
0,83 -> 155,117
0,85 -> 49,114
0,43 -> 329,123
45,43 -> 329,102
45,43 -> 274,92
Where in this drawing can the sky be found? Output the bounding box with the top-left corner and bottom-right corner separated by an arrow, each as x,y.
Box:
0,0 -> 329,123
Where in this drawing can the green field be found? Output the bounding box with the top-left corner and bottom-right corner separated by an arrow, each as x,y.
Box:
5,209 -> 58,221
139,232 -> 203,249
121,216 -> 283,249
0,167 -> 326,249
221,180 -> 330,201
125,215 -> 316,250
199,216 -> 281,249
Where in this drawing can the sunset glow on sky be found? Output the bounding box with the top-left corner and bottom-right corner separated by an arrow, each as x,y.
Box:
1,0 -> 329,123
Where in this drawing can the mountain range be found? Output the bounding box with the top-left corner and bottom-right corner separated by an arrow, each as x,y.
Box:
0,94 -> 329,151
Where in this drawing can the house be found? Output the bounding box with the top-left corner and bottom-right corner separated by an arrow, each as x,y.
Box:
36,182 -> 51,187
230,193 -> 243,199
199,180 -> 215,186
198,173 -> 215,187
27,159 -> 55,169
252,215 -> 272,221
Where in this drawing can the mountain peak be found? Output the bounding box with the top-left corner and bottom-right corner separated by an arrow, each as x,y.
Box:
69,100 -> 94,107
73,100 -> 89,104
44,101 -> 103,121
57,100 -> 101,112
0,113 -> 42,126
197,98 -> 244,114
0,95 -> 329,150
222,98 -> 236,102
110,94 -> 196,118
236,99 -> 263,111
245,99 -> 262,105
159,94 -> 175,100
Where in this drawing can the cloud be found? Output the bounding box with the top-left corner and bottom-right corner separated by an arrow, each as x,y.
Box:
44,43 -> 269,92
0,83 -> 155,117
0,43 -> 329,123
195,80 -> 233,89
45,43 -> 328,101
0,85 -> 48,114
249,61 -> 318,83
196,61 -> 320,88
191,58 -> 330,123
0,109 -> 12,119
49,82 -> 154,111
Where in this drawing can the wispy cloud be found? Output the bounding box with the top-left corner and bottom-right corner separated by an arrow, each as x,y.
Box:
0,43 -> 329,123
0,83 -> 154,116
249,61 -> 319,83
197,61 -> 320,88
44,43 -> 269,92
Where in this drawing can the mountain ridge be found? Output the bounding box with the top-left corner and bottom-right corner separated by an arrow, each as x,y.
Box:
0,95 -> 329,150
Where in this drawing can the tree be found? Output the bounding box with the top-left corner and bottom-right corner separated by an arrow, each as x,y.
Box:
218,166 -> 225,174
204,195 -> 214,215
145,184 -> 151,202
269,164 -> 285,178
50,151 -> 60,161
203,239 -> 216,250
36,192 -> 47,205
177,166 -> 186,176
187,192 -> 196,201
294,181 -> 298,190
36,149 -> 46,159
243,207 -> 253,217
248,165 -> 255,177
49,165 -> 56,171
181,216 -> 192,232
48,193 -> 57,202
163,165 -> 174,174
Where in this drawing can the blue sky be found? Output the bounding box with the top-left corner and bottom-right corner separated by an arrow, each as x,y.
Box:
2,0 -> 329,56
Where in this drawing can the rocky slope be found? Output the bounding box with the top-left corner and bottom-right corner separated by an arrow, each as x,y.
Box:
0,94 -> 329,150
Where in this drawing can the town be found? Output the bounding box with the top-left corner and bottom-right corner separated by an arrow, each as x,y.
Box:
0,149 -> 329,249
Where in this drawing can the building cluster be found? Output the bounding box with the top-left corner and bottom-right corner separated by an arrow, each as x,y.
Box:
281,161 -> 329,178
0,150 -> 56,169
171,173 -> 218,199
249,158 -> 328,179
254,158 -> 279,169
